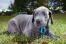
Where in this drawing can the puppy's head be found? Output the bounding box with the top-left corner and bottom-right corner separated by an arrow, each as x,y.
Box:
32,6 -> 53,27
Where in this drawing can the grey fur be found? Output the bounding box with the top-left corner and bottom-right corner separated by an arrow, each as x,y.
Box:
8,14 -> 33,37
7,6 -> 60,38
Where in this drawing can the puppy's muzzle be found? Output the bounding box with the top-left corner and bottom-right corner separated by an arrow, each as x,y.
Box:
36,19 -> 41,24
36,19 -> 47,27
36,19 -> 41,26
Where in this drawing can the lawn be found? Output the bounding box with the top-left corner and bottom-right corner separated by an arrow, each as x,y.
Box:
0,14 -> 66,44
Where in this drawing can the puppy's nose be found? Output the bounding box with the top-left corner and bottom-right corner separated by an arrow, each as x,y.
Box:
36,19 -> 41,24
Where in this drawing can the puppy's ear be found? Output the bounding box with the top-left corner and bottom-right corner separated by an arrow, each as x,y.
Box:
49,11 -> 53,24
32,11 -> 35,23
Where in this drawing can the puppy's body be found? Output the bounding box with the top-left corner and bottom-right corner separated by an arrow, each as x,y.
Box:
7,6 -> 61,38
8,14 -> 33,36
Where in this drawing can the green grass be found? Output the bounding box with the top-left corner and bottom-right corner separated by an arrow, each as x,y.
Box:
0,14 -> 66,44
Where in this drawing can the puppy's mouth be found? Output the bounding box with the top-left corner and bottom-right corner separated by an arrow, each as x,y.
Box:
36,23 -> 47,35
37,23 -> 41,26
37,23 -> 47,27
37,25 -> 47,35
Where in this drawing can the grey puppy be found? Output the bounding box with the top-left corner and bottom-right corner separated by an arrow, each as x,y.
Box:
7,6 -> 60,38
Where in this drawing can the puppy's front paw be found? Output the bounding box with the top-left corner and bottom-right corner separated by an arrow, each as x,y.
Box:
55,35 -> 62,39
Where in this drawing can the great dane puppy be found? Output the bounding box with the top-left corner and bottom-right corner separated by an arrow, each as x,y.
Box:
7,6 -> 60,38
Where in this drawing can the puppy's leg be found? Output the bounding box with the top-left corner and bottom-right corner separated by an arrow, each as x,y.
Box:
7,20 -> 19,34
47,26 -> 61,38
46,22 -> 61,38
49,30 -> 61,38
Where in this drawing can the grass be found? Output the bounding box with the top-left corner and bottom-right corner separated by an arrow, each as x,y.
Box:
0,14 -> 66,44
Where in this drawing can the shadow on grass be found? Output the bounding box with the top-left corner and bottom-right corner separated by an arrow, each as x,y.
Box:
0,31 -> 41,44
0,31 -> 10,35
12,34 -> 41,44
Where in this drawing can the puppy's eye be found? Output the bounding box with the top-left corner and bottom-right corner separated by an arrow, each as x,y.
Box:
44,13 -> 47,17
44,13 -> 46,16
42,12 -> 46,16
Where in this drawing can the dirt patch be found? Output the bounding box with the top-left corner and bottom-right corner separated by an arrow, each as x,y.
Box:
42,42 -> 48,44
29,41 -> 38,44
